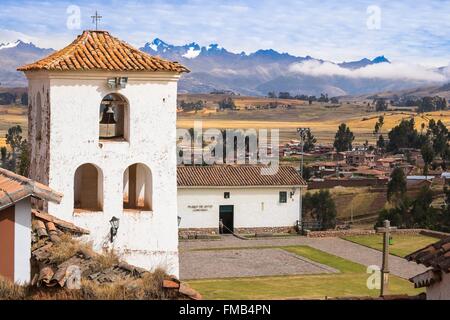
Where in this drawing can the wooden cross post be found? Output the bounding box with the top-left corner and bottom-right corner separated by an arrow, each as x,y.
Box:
376,220 -> 397,297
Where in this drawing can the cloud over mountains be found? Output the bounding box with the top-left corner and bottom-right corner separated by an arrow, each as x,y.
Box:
289,60 -> 448,83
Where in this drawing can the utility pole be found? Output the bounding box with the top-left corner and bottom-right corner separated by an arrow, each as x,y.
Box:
376,220 -> 397,297
297,127 -> 310,234
297,127 -> 310,178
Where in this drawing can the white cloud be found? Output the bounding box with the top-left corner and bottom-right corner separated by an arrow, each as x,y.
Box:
289,60 -> 448,82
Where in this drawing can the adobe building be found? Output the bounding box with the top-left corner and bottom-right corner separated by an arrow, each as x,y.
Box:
177,165 -> 307,236
0,168 -> 62,283
18,30 -> 188,276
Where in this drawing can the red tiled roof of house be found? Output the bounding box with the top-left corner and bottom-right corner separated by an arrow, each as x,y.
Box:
177,165 -> 306,187
406,237 -> 450,288
0,168 -> 62,209
17,30 -> 189,73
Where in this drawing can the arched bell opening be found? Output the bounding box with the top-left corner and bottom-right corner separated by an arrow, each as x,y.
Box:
99,93 -> 129,141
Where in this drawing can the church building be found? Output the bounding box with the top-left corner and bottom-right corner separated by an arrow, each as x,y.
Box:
18,30 -> 188,276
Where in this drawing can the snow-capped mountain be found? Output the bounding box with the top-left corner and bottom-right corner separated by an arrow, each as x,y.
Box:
0,36 -> 445,97
0,41 -> 53,87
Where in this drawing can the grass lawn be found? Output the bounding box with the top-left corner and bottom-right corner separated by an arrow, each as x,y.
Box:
187,274 -> 421,300
342,234 -> 438,257
187,245 -> 423,300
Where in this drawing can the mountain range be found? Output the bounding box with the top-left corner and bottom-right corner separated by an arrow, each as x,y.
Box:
0,37 -> 448,97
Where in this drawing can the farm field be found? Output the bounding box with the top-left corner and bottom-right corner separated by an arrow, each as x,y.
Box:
342,234 -> 439,258
0,105 -> 27,148
186,245 -> 423,300
2,94 -> 450,147
178,94 -> 450,144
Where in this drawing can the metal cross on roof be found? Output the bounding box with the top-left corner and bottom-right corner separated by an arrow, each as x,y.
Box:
376,220 -> 397,297
91,11 -> 102,31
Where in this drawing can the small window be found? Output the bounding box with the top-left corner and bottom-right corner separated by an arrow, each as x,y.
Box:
224,192 -> 230,199
279,191 -> 287,203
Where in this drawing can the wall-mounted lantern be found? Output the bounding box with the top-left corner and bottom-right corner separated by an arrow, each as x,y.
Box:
177,216 -> 182,227
109,216 -> 120,242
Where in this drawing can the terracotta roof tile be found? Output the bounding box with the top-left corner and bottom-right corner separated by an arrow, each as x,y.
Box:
406,237 -> 450,287
0,168 -> 62,209
177,165 -> 307,187
17,30 -> 189,73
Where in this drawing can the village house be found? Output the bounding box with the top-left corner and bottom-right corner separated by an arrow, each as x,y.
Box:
345,151 -> 375,166
177,165 -> 307,236
18,30 -> 188,276
0,168 -> 62,283
406,237 -> 450,300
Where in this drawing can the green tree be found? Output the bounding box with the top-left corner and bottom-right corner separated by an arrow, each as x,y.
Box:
333,123 -> 354,152
427,119 -> 449,159
17,140 -> 29,176
218,97 -> 236,110
421,142 -> 434,175
377,134 -> 385,150
301,130 -> 317,153
303,190 -> 337,230
5,125 -> 24,172
410,186 -> 438,229
3,125 -> 29,174
301,166 -> 313,181
387,118 -> 423,153
387,167 -> 407,205
0,146 -> 7,168
375,98 -> 388,112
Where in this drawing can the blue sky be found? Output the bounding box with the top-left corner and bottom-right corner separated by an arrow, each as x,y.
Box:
1,0 -> 450,66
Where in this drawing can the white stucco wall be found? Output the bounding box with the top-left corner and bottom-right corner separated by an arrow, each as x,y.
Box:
178,186 -> 303,230
25,71 -> 180,276
427,272 -> 450,300
14,199 -> 31,284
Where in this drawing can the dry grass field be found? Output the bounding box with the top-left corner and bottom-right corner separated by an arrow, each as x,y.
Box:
0,105 -> 27,148
2,94 -> 450,147
178,94 -> 450,144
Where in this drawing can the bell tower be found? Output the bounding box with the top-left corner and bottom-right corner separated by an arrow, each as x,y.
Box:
18,30 -> 188,276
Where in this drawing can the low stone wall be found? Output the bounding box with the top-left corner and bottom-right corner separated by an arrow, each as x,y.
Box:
235,226 -> 296,235
179,228 -> 219,239
305,228 -> 450,239
419,229 -> 450,239
305,229 -> 376,238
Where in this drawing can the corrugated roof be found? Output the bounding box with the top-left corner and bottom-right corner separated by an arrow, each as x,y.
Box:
406,237 -> 450,288
0,168 -> 62,209
177,165 -> 306,187
17,30 -> 189,73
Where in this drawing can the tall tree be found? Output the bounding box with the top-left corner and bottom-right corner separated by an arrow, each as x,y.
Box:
377,134 -> 385,151
5,125 -> 23,172
333,123 -> 354,152
427,119 -> 449,159
303,190 -> 337,230
301,130 -> 317,153
375,98 -> 388,112
387,118 -> 423,153
421,142 -> 434,175
387,167 -> 407,205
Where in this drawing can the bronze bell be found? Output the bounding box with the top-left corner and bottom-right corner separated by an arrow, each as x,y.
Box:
99,105 -> 117,138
